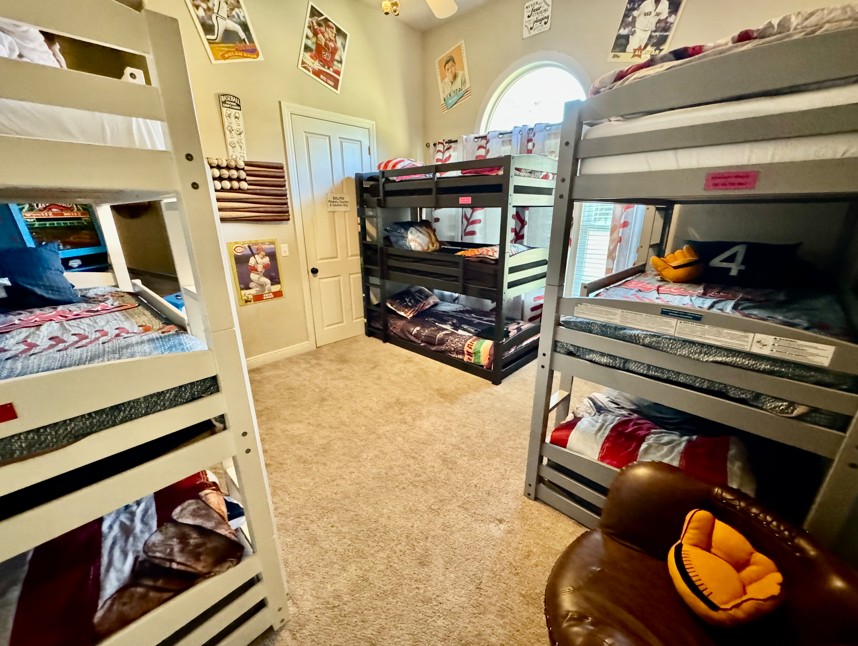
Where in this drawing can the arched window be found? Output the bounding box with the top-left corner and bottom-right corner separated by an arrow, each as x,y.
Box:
482,64 -> 586,132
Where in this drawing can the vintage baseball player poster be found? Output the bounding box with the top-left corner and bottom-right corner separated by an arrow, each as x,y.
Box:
436,41 -> 471,112
608,0 -> 685,63
185,0 -> 263,63
298,3 -> 350,93
228,240 -> 284,306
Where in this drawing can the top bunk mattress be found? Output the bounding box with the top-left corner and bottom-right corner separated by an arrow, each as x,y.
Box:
0,99 -> 167,150
580,83 -> 858,175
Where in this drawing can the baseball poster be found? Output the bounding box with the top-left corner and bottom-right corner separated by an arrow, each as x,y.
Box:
219,94 -> 247,161
436,41 -> 471,112
298,3 -> 349,93
609,0 -> 685,63
186,0 -> 263,63
228,240 -> 284,306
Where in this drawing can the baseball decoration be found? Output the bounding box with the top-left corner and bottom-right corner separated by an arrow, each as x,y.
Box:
298,3 -> 349,93
228,240 -> 284,306
184,0 -> 263,63
609,0 -> 686,63
207,158 -> 290,222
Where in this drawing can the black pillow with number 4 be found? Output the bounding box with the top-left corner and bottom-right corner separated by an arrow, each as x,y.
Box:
686,241 -> 801,288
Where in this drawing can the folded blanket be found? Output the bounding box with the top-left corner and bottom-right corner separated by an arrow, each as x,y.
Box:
0,18 -> 63,68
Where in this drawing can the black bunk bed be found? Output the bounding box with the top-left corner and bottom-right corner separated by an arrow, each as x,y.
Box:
356,155 -> 557,384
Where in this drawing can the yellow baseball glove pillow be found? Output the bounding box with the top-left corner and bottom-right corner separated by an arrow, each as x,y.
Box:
668,509 -> 784,627
651,245 -> 703,283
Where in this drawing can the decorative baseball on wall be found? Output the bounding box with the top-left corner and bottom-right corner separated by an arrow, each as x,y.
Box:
207,158 -> 291,222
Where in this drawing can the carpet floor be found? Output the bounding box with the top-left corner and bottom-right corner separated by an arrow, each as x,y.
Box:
248,335 -> 586,646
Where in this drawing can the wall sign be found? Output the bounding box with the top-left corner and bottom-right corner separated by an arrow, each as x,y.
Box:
326,194 -> 351,211
185,0 -> 263,63
299,3 -> 350,93
228,240 -> 285,306
219,93 -> 247,161
609,0 -> 686,63
523,0 -> 551,39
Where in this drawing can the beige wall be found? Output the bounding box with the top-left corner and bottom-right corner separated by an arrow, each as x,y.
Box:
422,0 -> 841,142
146,0 -> 423,361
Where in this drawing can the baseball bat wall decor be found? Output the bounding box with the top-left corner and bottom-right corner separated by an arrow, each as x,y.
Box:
207,157 -> 290,222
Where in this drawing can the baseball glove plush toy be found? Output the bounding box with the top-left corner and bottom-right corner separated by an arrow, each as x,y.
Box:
651,245 -> 704,283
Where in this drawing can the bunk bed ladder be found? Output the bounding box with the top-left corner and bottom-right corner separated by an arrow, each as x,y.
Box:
524,101 -> 585,516
144,9 -> 289,637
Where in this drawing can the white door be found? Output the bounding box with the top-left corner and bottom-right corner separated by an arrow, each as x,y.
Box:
289,113 -> 372,346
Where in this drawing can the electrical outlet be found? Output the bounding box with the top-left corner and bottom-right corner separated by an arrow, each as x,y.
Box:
280,243 -> 289,256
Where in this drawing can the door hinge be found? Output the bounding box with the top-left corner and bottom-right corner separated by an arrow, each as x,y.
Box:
367,146 -> 371,156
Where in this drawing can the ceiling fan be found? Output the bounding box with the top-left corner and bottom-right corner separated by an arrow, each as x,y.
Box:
381,0 -> 458,19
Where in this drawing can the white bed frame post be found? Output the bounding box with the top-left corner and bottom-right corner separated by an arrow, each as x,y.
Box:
143,9 -> 289,632
524,100 -> 583,499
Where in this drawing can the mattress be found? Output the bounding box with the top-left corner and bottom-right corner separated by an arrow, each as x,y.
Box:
558,273 -> 857,430
0,99 -> 166,150
0,473 -> 244,645
580,84 -> 858,175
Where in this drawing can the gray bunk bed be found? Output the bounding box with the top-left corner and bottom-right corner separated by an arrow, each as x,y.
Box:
525,24 -> 858,551
357,155 -> 556,384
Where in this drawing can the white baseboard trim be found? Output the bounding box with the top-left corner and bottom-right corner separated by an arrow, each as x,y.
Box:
246,341 -> 314,370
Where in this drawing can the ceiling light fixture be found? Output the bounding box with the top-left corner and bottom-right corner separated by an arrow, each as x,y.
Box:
381,0 -> 400,16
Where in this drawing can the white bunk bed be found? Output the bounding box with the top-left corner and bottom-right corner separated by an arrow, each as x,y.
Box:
526,22 -> 858,552
0,2 -> 287,644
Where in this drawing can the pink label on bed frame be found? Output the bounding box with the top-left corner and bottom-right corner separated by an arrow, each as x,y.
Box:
459,196 -> 472,205
0,403 -> 17,424
704,171 -> 759,191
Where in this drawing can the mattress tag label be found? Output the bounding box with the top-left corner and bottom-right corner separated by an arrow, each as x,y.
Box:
575,303 -> 677,335
458,196 -> 472,205
0,403 -> 17,424
675,321 -> 753,351
660,308 -> 702,322
704,170 -> 759,191
749,334 -> 835,367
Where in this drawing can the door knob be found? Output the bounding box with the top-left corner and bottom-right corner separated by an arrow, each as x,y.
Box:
310,267 -> 319,275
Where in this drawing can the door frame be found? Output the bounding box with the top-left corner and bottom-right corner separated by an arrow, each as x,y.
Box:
280,103 -> 378,348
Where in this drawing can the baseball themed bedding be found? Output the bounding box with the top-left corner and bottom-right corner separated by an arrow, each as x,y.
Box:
549,390 -> 756,494
0,472 -> 245,646
592,5 -> 858,97
384,302 -> 537,368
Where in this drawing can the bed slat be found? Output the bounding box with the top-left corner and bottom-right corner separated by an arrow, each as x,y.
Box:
0,57 -> 165,121
535,483 -> 600,528
0,394 -> 225,498
0,136 -> 176,204
0,350 -> 217,438
174,582 -> 267,646
99,557 -> 263,646
0,0 -> 151,55
0,431 -> 235,563
539,464 -> 608,508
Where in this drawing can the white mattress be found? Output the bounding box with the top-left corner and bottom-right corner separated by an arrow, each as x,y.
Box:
580,84 -> 858,175
0,98 -> 167,150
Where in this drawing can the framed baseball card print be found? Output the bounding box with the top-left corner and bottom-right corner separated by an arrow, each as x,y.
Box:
436,41 -> 472,112
228,240 -> 284,306
298,3 -> 350,93
185,0 -> 263,63
609,0 -> 685,63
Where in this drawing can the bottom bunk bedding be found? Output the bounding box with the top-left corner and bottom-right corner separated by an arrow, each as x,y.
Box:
0,472 -> 244,646
382,302 -> 538,368
548,390 -> 756,495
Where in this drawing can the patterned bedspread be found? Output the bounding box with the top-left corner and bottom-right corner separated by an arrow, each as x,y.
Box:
594,272 -> 854,341
0,286 -> 206,380
386,302 -> 537,368
591,6 -> 858,98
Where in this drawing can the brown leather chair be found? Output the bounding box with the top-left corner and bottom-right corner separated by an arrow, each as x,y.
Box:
544,462 -> 858,646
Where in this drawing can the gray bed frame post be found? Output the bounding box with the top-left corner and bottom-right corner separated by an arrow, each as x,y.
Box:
492,156 -> 515,385
525,100 -> 584,499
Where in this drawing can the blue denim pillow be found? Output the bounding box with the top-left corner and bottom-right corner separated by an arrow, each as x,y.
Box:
0,243 -> 81,311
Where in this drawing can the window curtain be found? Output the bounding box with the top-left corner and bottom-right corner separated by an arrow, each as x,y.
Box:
427,123 -> 561,320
